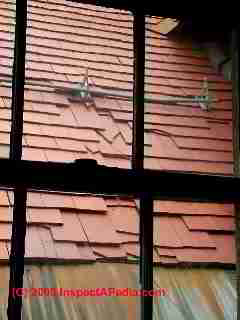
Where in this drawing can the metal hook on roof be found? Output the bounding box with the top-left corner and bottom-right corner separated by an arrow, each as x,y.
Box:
71,68 -> 94,106
199,77 -> 210,111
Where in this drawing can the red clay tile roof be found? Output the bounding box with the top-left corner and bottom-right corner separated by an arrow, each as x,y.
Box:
0,0 -> 235,265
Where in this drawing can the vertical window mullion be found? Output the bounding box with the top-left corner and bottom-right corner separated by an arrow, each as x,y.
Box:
10,0 -> 27,161
132,13 -> 145,170
140,192 -> 153,320
132,12 -> 153,320
7,1 -> 28,319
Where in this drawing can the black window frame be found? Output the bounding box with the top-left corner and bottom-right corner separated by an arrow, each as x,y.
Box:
4,1 -> 240,320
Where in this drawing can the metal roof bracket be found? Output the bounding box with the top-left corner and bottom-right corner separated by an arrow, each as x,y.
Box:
198,77 -> 211,111
67,75 -> 216,110
71,68 -> 95,106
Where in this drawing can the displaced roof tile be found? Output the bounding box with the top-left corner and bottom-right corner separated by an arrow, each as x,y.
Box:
78,213 -> 120,244
172,217 -> 215,248
51,212 -> 87,242
109,207 -> 139,234
92,245 -> 126,259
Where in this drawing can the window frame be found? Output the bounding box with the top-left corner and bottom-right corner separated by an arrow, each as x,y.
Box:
5,1 -> 240,320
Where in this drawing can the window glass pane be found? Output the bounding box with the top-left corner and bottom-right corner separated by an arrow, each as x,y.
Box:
144,17 -> 233,176
17,190 -> 140,319
0,0 -> 16,159
153,199 -> 236,319
22,1 -> 133,167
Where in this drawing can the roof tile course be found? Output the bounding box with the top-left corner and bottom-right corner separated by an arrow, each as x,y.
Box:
0,0 -> 235,265
55,242 -> 95,260
183,215 -> 235,232
27,208 -> 63,225
0,223 -> 12,240
0,207 -> 12,222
